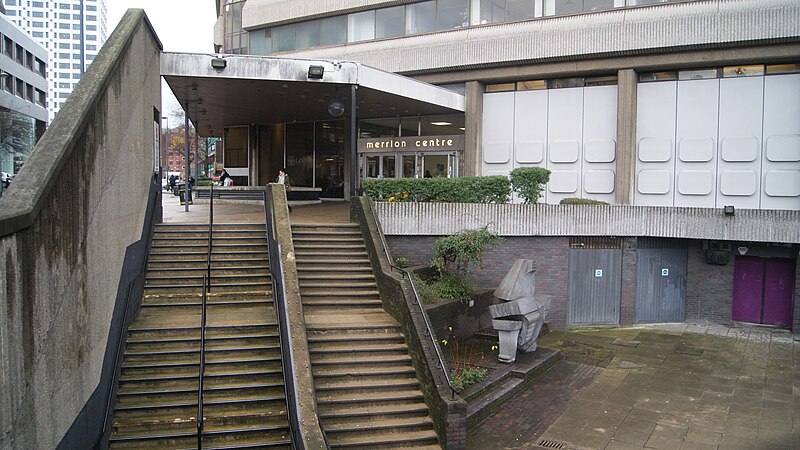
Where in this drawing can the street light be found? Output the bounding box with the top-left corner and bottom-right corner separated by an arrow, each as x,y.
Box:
162,116 -> 169,179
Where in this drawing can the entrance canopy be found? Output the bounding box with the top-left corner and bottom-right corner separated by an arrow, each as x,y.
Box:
161,52 -> 465,137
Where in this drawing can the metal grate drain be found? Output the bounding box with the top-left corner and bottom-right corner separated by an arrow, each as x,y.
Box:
538,439 -> 566,449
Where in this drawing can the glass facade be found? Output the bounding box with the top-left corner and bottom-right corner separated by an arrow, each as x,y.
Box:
224,0 -> 249,54
241,0 -> 693,55
0,107 -> 38,175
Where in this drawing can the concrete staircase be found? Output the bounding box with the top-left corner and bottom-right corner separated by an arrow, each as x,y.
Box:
292,223 -> 441,449
109,223 -> 291,449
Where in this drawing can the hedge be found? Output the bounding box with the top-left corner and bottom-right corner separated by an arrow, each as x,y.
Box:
560,197 -> 609,205
362,176 -> 510,203
510,167 -> 551,204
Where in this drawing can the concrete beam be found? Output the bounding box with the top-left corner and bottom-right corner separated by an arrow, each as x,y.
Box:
615,69 -> 637,205
463,81 -> 483,177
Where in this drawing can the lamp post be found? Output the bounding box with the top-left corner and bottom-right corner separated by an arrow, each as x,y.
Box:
161,116 -> 168,181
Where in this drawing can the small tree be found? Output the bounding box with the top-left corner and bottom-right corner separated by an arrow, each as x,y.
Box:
510,167 -> 551,203
432,226 -> 502,276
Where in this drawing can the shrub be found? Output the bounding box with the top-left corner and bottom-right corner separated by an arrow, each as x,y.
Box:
410,273 -> 438,304
432,226 -> 502,275
560,197 -> 609,205
432,274 -> 473,300
362,176 -> 510,203
451,366 -> 488,392
394,257 -> 409,267
510,167 -> 551,203
195,179 -> 213,186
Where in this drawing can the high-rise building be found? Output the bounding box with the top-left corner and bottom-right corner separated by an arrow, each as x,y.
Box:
3,0 -> 107,122
0,8 -> 47,177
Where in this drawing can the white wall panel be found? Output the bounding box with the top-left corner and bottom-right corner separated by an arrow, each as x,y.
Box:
636,81 -> 677,206
513,89 -> 549,202
717,76 -> 764,209
547,88 -> 584,204
482,92 -> 515,177
762,74 -> 800,210
675,79 -> 719,207
582,85 -> 618,203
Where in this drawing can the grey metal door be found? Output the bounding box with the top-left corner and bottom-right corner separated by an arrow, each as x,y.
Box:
568,249 -> 622,325
635,248 -> 687,323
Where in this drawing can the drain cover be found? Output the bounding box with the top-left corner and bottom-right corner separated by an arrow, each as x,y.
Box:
538,439 -> 566,449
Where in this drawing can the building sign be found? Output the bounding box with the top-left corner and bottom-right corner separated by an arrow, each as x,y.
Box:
358,135 -> 464,153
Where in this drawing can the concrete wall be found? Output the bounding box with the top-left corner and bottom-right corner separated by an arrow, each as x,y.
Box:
375,202 -> 800,244
0,10 -> 161,449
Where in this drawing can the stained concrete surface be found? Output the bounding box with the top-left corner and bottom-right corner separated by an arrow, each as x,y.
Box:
470,323 -> 799,450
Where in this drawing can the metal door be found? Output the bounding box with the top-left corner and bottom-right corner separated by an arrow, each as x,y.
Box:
733,256 -> 796,327
568,249 -> 621,325
635,248 -> 687,323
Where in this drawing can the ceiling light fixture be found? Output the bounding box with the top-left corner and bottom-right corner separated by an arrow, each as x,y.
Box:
431,121 -> 452,126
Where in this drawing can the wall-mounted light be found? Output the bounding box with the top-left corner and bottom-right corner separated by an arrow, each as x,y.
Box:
328,97 -> 345,117
210,57 -> 227,70
724,205 -> 735,216
308,65 -> 325,80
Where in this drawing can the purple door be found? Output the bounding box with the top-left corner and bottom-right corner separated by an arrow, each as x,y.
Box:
732,257 -> 764,323
763,259 -> 795,327
732,256 -> 795,327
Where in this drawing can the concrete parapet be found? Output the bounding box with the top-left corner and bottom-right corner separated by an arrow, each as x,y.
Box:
266,183 -> 327,449
355,196 -> 468,449
0,9 -> 161,448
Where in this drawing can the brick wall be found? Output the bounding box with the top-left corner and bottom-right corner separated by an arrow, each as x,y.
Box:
389,236 -> 570,329
685,242 -> 735,323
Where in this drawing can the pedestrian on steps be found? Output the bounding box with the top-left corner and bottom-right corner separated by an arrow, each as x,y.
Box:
276,168 -> 292,213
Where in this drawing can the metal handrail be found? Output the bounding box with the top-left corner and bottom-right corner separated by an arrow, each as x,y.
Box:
365,198 -> 456,399
263,190 -> 308,449
101,174 -> 160,442
207,184 -> 213,292
197,275 -> 208,449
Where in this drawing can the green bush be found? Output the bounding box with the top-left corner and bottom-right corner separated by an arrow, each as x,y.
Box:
362,176 -> 510,203
432,226 -> 503,275
195,179 -> 213,186
432,274 -> 474,300
451,366 -> 488,392
510,167 -> 551,203
560,197 -> 609,205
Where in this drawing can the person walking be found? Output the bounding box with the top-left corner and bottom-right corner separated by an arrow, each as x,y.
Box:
276,168 -> 292,212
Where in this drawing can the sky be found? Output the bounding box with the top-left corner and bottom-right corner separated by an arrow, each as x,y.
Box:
107,1 -> 217,122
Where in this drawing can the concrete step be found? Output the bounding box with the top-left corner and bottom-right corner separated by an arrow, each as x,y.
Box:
294,257 -> 371,265
141,293 -> 273,307
327,429 -> 439,449
147,258 -> 270,269
300,288 -> 380,297
314,376 -> 420,395
292,243 -> 365,251
111,415 -> 290,447
143,281 -> 270,294
323,415 -> 435,442
311,364 -> 417,381
302,298 -> 383,308
145,273 -> 270,286
120,361 -> 282,382
125,336 -> 276,355
149,251 -> 269,261
115,385 -> 286,409
307,329 -> 405,343
118,372 -> 285,394
121,348 -> 281,369
309,341 -> 409,355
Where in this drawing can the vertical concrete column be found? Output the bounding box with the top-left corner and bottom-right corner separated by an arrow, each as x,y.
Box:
619,237 -> 638,326
463,81 -> 484,177
615,69 -> 637,205
793,251 -> 800,332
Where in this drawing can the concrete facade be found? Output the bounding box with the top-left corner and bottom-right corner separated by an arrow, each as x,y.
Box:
0,10 -> 160,448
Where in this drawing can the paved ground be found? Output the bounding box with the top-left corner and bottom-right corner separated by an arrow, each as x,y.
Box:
161,189 -> 350,224
469,323 -> 799,450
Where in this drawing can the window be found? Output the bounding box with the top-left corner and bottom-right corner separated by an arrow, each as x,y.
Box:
15,44 -> 23,64
32,31 -> 43,37
59,52 -> 70,59
272,24 -> 295,52
86,25 -> 96,31
59,23 -> 70,29
59,3 -> 70,9
87,15 -> 96,21
59,33 -> 70,39
437,0 -> 469,29
87,35 -> 96,41
59,72 -> 70,78
25,51 -> 33,69
86,45 -> 96,51
678,69 -> 719,80
35,89 -> 46,107
73,14 -> 81,20
59,13 -> 70,19
5,10 -> 14,16
72,63 -> 81,69
295,20 -> 320,49
72,73 -> 81,79
32,1 -> 44,7
25,83 -> 33,101
348,10 -> 375,42
320,16 -> 346,46
15,78 -> 24,98
58,62 -> 69,68
406,1 -> 436,34
73,44 -> 81,49
87,5 -> 96,11
32,11 -> 44,18
59,43 -> 70,49
722,65 -> 764,78
59,92 -> 69,98
3,37 -> 13,58
376,6 -> 404,39
72,54 -> 82,59
2,75 -> 12,93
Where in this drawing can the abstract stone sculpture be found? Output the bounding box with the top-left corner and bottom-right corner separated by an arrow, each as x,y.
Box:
489,259 -> 551,363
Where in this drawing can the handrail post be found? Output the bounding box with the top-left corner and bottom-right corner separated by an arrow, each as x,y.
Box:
197,275 -> 208,449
